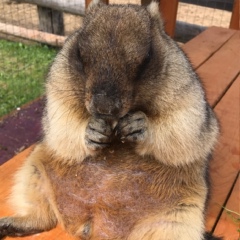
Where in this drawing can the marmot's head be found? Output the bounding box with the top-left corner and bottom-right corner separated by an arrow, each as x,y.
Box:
81,2 -> 153,120
51,1 -> 164,121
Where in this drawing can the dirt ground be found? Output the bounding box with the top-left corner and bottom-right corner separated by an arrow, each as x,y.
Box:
0,0 -> 233,163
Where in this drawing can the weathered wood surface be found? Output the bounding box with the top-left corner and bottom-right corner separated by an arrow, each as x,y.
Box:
3,0 -> 177,44
37,6 -> 64,35
214,175 -> 240,240
0,27 -> 239,239
182,26 -> 236,69
214,174 -> 240,240
13,0 -> 85,16
196,31 -> 240,107
206,75 -> 240,239
184,28 -> 240,239
0,22 -> 66,46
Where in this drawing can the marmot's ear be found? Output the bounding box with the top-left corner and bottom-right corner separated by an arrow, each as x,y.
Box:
147,1 -> 165,31
87,0 -> 105,12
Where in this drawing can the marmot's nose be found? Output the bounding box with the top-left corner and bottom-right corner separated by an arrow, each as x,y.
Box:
91,93 -> 122,117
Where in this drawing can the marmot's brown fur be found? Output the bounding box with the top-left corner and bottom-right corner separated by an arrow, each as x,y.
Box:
0,1 -> 221,240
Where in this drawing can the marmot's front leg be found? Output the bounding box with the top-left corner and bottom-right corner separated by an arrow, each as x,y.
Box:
117,111 -> 148,143
85,117 -> 113,150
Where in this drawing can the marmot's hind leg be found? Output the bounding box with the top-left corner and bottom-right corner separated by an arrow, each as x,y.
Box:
0,144 -> 57,239
0,215 -> 56,239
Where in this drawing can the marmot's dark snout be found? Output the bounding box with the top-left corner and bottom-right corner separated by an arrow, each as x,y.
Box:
88,81 -> 124,119
91,93 -> 122,118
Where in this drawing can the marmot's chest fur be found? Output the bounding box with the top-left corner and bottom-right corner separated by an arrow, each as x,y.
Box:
43,145 -> 203,239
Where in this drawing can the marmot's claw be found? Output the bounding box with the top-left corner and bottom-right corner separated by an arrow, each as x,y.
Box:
117,111 -> 148,143
85,117 -> 113,150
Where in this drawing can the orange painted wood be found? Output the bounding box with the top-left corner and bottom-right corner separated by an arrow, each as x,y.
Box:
214,175 -> 240,240
205,76 -> 240,233
196,30 -> 240,107
230,0 -> 240,30
182,27 -> 236,69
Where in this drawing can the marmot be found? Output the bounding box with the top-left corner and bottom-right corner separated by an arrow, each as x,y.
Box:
0,1 -> 221,240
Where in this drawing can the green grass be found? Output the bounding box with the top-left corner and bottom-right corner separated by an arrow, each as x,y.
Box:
0,40 -> 57,117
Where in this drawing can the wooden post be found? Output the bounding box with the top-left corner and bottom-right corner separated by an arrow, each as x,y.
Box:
230,0 -> 240,30
140,0 -> 179,37
37,6 -> 64,35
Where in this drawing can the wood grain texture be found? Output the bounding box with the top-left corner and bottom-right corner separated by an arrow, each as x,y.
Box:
0,22 -> 66,47
182,27 -> 236,69
14,0 -> 85,16
196,30 -> 240,107
214,175 -> 240,240
205,76 -> 240,234
37,6 -> 64,35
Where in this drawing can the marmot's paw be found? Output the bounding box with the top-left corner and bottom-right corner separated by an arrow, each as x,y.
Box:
117,111 -> 148,143
85,117 -> 113,150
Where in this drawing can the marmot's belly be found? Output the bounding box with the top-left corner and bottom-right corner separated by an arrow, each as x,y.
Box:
46,157 -> 175,239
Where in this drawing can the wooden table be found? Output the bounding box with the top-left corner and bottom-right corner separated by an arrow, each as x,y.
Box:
0,26 -> 239,240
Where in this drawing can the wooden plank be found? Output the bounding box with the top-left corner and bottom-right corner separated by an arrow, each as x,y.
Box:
214,175 -> 240,240
196,30 -> 240,106
13,0 -> 85,16
0,22 -> 66,47
230,0 -> 240,30
182,27 -> 236,69
205,76 -> 240,233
